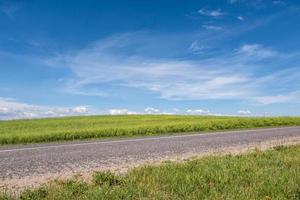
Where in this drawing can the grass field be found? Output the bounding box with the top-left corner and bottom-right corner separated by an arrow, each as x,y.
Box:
1,145 -> 299,199
1,115 -> 300,145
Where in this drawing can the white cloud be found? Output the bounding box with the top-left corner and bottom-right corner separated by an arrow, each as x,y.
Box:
144,107 -> 160,114
108,109 -> 137,115
237,16 -> 244,20
0,97 -> 282,119
0,98 -> 91,120
186,109 -> 210,115
185,109 -> 239,116
72,106 -> 89,113
237,44 -> 277,59
237,110 -> 251,115
198,8 -> 224,17
0,107 -> 9,114
108,107 -> 172,115
202,25 -> 222,31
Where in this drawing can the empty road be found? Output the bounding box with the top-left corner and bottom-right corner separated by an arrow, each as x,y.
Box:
0,126 -> 300,189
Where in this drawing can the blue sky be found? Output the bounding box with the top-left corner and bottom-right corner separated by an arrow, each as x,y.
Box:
1,0 -> 300,119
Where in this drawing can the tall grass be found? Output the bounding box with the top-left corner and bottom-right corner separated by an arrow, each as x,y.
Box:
1,115 -> 300,145
2,145 -> 300,199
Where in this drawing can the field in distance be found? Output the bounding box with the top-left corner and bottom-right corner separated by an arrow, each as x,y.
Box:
1,115 -> 300,145
1,145 -> 299,199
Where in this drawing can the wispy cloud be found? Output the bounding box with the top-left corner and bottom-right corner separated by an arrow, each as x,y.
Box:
45,31 -> 300,105
256,92 -> 300,105
228,0 -> 239,4
236,44 -> 278,59
0,1 -> 20,18
47,40 -> 251,101
188,40 -> 207,54
227,0 -> 270,8
237,16 -> 244,20
272,0 -> 285,5
198,8 -> 224,17
202,25 -> 223,31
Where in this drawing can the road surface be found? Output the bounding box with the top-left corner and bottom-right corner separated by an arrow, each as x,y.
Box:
0,126 -> 300,189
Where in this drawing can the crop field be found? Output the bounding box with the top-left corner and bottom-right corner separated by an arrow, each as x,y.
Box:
1,115 -> 300,145
1,145 -> 299,199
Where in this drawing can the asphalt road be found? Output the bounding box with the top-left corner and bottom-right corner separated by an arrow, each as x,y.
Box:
0,126 -> 300,182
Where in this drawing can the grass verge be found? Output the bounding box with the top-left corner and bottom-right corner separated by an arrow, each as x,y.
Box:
1,145 -> 300,199
1,115 -> 300,145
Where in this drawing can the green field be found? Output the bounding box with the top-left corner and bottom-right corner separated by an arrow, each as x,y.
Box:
2,145 -> 299,200
1,115 -> 300,145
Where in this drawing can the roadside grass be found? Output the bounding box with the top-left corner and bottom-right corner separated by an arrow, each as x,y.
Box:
1,145 -> 300,200
1,115 -> 300,145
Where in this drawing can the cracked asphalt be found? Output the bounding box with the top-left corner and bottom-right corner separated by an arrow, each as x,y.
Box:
0,126 -> 300,184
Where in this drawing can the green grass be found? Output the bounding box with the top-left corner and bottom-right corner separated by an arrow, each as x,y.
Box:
2,145 -> 300,200
1,115 -> 300,145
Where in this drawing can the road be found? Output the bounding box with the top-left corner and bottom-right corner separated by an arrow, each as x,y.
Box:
0,126 -> 300,189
